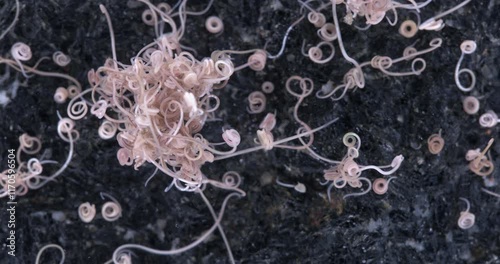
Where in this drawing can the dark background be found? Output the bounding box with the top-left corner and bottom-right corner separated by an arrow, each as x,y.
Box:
1,0 -> 499,263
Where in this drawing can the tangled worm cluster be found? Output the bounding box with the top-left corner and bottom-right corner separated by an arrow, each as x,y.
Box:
316,38 -> 442,100
322,132 -> 404,200
296,1 -> 444,102
85,50 -> 237,191
344,0 -> 397,25
343,0 -> 433,26
70,2 -> 245,193
466,139 -> 495,177
0,118 -> 76,198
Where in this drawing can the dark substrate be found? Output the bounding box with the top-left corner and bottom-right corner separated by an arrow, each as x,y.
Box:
0,0 -> 499,263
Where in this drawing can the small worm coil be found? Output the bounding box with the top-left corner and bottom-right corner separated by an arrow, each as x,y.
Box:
78,202 -> 96,223
372,178 -> 388,195
399,20 -> 418,38
222,171 -> 242,188
462,96 -> 479,115
460,40 -> 477,54
54,87 -> 69,104
427,133 -> 444,154
102,201 -> 122,222
52,51 -> 71,67
479,111 -> 498,128
11,42 -> 32,61
222,129 -> 241,148
261,81 -> 274,94
205,16 -> 223,34
458,211 -> 475,229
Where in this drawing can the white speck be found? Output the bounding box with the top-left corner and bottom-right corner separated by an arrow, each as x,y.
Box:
270,0 -> 283,11
0,90 -> 11,107
405,239 -> 424,252
51,211 -> 66,222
